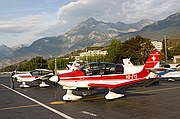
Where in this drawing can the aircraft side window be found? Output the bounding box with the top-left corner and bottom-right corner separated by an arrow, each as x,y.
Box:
31,70 -> 41,76
41,71 -> 44,75
105,64 -> 116,74
115,64 -> 124,74
99,64 -> 106,75
82,64 -> 92,76
109,66 -> 115,72
90,63 -> 100,75
41,71 -> 50,75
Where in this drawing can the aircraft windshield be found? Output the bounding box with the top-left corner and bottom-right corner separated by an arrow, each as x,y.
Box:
79,62 -> 124,76
30,70 -> 52,76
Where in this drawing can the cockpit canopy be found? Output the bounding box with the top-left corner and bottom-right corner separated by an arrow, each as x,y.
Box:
79,62 -> 124,76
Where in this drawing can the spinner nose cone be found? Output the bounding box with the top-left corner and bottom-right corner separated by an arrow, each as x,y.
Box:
49,76 -> 59,82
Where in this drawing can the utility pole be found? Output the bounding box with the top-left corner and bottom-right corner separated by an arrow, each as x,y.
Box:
54,58 -> 57,76
54,58 -> 58,100
164,35 -> 168,62
84,39 -> 88,63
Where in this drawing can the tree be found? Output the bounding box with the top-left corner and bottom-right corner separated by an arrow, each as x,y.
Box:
122,36 -> 154,64
106,40 -> 123,63
17,56 -> 48,71
48,58 -> 71,70
172,44 -> 180,55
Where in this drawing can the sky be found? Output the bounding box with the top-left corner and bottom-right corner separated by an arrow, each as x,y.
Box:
0,0 -> 179,47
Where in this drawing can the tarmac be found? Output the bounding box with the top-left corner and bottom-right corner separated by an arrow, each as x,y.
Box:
0,73 -> 180,119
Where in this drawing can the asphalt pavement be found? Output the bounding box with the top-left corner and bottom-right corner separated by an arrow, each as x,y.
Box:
0,74 -> 180,119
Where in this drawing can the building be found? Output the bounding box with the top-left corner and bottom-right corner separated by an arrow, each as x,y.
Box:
80,50 -> 107,57
151,41 -> 162,51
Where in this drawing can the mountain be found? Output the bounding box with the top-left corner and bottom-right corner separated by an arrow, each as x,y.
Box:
63,17 -> 154,47
1,12 -> 179,68
116,12 -> 180,41
11,44 -> 29,51
0,18 -> 153,68
0,45 -> 13,60
107,19 -> 154,32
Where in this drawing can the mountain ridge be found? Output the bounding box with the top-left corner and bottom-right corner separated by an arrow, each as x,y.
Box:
116,12 -> 180,41
0,12 -> 179,68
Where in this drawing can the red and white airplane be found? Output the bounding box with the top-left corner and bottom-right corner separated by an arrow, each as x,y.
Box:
49,50 -> 160,101
11,69 -> 54,88
11,60 -> 84,88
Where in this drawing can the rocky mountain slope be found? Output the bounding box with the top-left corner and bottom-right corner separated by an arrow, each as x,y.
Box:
0,12 -> 179,68
116,12 -> 180,41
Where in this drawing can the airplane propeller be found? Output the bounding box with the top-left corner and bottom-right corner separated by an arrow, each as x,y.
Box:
49,58 -> 60,83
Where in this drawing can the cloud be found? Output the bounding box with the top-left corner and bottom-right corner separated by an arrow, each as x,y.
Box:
30,0 -> 180,44
0,15 -> 41,34
2,0 -> 178,36
1,0 -> 179,47
0,13 -> 57,47
57,0 -> 179,24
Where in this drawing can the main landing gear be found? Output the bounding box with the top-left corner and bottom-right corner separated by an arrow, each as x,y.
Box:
39,81 -> 50,87
105,88 -> 124,100
20,82 -> 30,88
62,88 -> 124,101
63,89 -> 82,101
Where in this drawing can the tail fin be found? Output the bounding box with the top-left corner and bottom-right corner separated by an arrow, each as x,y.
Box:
123,58 -> 134,67
144,50 -> 160,69
138,50 -> 160,78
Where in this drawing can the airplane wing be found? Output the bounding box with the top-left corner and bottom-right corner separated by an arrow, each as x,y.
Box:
88,78 -> 146,88
35,73 -> 54,80
147,67 -> 176,74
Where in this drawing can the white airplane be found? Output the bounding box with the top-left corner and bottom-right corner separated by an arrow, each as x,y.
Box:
57,59 -> 85,74
11,69 -> 54,88
148,67 -> 180,82
50,50 -> 160,101
11,60 -> 85,88
159,69 -> 180,81
123,58 -> 180,82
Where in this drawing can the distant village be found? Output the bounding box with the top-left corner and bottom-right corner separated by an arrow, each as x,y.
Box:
76,41 -> 179,63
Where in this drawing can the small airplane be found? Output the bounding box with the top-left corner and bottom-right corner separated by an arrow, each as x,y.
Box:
123,58 -> 180,82
158,69 -> 180,82
11,59 -> 85,88
11,69 -> 54,88
49,50 -> 160,101
57,59 -> 85,74
148,67 -> 180,82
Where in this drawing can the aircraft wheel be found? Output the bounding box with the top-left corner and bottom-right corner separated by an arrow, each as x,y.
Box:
168,78 -> 175,82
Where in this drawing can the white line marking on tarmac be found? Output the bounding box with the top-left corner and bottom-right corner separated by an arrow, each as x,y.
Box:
1,84 -> 74,119
80,111 -> 98,117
